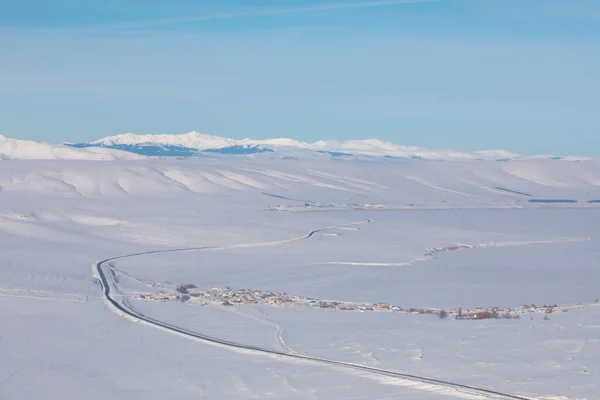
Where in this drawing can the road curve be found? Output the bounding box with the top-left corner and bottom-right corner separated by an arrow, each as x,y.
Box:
92,220 -> 532,400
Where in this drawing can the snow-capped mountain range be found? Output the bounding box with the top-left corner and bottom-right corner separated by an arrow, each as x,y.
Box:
84,131 -> 512,160
0,132 -> 591,161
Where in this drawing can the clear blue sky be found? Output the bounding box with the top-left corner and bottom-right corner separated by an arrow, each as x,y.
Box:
1,0 -> 599,155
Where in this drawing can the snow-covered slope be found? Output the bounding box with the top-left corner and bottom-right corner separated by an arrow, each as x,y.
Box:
1,155 -> 599,206
0,135 -> 142,161
74,131 -> 565,160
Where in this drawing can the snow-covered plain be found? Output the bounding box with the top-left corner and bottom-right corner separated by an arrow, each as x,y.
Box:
1,135 -> 599,399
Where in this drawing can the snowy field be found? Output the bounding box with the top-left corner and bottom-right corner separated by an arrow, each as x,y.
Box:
1,136 -> 599,399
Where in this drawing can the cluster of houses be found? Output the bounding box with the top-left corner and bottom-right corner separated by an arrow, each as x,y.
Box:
188,287 -> 306,306
135,284 -> 422,314
446,304 -> 572,320
134,282 -> 577,320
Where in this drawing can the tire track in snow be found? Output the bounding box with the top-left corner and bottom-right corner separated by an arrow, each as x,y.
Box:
92,219 -> 533,400
221,306 -> 300,356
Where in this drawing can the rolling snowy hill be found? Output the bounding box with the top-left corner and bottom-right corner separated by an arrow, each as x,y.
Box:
0,135 -> 142,160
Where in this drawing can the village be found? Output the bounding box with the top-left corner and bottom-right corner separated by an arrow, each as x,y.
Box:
131,281 -> 582,320
135,282 -> 406,313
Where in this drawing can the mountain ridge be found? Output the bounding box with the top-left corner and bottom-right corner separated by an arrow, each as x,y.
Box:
74,131 -> 551,161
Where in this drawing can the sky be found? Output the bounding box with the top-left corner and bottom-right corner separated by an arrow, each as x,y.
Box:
1,0 -> 599,156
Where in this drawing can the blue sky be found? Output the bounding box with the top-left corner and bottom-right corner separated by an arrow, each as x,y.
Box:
1,0 -> 599,155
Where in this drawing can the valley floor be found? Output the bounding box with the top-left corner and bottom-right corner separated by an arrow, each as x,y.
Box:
1,157 -> 599,399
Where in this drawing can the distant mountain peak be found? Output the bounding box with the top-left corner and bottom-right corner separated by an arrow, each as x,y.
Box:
92,131 -> 237,150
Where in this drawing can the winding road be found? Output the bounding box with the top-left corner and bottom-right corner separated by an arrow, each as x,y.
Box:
92,220 -> 532,400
